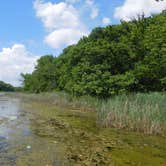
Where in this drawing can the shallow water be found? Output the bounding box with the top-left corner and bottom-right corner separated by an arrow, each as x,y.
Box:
0,93 -> 166,166
0,94 -> 65,166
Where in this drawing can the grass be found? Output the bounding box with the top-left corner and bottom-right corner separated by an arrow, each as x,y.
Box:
22,101 -> 166,166
4,92 -> 166,166
97,93 -> 166,136
10,92 -> 166,136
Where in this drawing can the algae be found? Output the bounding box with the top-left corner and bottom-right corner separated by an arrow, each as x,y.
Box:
1,95 -> 166,166
22,100 -> 166,166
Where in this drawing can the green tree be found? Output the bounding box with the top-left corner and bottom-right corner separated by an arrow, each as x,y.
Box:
22,11 -> 166,97
0,81 -> 14,92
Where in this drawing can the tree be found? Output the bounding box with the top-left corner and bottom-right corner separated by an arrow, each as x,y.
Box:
22,12 -> 166,97
0,81 -> 14,92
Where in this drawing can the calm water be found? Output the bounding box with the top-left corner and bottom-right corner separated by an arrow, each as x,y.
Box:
0,94 -> 62,166
0,94 -> 19,165
0,94 -> 20,138
0,93 -> 165,166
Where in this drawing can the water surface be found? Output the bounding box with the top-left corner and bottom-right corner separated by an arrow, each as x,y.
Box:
0,94 -> 64,166
0,93 -> 166,166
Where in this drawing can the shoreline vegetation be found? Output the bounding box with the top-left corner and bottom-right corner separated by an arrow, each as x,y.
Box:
0,11 -> 165,148
19,11 -> 166,137
2,92 -> 166,165
19,12 -> 166,137
0,3 -> 166,165
11,92 -> 166,137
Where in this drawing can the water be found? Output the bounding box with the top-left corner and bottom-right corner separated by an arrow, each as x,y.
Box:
0,93 -> 165,166
0,94 -> 64,166
0,95 -> 19,139
0,95 -> 19,165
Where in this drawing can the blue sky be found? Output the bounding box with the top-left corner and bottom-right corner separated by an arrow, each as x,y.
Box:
0,0 -> 51,55
0,0 -> 123,55
0,0 -> 165,86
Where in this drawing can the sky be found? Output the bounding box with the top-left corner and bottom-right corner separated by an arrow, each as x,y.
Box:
0,0 -> 166,86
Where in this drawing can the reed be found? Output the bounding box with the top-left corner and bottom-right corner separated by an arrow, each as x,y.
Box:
11,92 -> 166,136
97,92 -> 166,136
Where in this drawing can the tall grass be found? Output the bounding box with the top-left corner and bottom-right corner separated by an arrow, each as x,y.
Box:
97,93 -> 166,136
11,92 -> 166,136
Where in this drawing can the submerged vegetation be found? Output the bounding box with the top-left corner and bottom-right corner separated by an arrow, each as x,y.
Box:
7,93 -> 165,166
15,92 -> 166,136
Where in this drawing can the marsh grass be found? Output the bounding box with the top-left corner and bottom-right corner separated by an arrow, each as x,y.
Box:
12,92 -> 166,136
98,93 -> 166,136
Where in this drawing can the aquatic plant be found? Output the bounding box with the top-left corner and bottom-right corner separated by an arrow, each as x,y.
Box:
11,92 -> 166,136
97,92 -> 166,136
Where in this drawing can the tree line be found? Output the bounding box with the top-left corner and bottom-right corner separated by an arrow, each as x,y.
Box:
0,81 -> 15,92
22,11 -> 166,98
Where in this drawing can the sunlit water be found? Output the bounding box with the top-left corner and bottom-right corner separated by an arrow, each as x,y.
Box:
0,94 -> 28,165
0,94 -> 19,137
0,94 -> 61,166
1,93 -> 165,166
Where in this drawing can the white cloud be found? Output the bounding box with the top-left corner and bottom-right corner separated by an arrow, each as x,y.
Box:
114,0 -> 166,21
85,0 -> 99,19
34,0 -> 80,30
0,44 -> 39,86
34,0 -> 88,49
45,28 -> 88,48
102,17 -> 111,25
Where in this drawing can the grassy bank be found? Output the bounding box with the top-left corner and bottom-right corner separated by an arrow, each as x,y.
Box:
12,92 -> 166,136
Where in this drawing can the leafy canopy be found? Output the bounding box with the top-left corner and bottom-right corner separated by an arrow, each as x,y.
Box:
22,11 -> 166,97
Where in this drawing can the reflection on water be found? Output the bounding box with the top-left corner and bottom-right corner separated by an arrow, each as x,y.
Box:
0,97 -> 18,120
0,94 -> 21,165
0,94 -> 20,136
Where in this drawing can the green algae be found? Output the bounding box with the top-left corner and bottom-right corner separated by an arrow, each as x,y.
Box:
2,94 -> 165,166
21,100 -> 166,166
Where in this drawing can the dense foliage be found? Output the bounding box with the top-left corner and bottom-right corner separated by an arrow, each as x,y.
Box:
0,81 -> 14,92
22,12 -> 166,97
